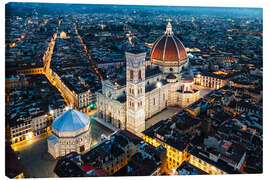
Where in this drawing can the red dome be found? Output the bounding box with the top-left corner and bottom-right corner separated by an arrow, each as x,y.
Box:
150,21 -> 188,65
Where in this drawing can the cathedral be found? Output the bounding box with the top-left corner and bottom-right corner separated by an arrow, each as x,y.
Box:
96,20 -> 199,133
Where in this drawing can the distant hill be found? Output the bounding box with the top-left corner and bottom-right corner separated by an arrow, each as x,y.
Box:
6,2 -> 262,18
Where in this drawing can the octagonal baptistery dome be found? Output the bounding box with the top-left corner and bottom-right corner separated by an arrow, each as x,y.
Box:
48,109 -> 91,158
150,20 -> 188,73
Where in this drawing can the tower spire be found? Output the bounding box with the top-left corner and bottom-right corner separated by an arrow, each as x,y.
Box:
165,18 -> 173,35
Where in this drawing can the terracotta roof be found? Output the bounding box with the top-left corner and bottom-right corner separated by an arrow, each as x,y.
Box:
150,20 -> 188,64
150,34 -> 187,62
81,164 -> 94,172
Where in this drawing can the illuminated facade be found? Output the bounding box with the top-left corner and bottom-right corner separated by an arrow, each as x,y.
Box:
10,117 -> 32,144
48,109 -> 91,158
96,21 -> 199,133
142,125 -> 244,175
5,74 -> 29,90
10,104 -> 66,145
142,134 -> 188,171
188,154 -> 227,175
81,130 -> 142,175
31,113 -> 53,136
50,70 -> 95,113
195,74 -> 227,89
16,67 -> 44,75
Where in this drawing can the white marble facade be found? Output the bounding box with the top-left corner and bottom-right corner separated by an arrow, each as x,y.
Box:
96,52 -> 199,133
48,109 -> 91,158
96,21 -> 200,133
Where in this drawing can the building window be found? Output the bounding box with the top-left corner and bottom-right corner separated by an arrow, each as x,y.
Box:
153,98 -> 155,105
130,70 -> 134,80
138,69 -> 142,80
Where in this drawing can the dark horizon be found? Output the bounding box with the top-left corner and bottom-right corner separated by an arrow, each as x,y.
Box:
6,2 -> 262,18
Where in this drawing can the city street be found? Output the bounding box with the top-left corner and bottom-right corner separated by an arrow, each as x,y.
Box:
5,3 -> 262,177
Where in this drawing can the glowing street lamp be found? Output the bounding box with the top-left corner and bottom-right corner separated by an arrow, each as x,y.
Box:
89,102 -> 95,110
50,110 -> 54,116
156,82 -> 162,88
172,168 -> 176,175
27,132 -> 33,140
65,106 -> 70,111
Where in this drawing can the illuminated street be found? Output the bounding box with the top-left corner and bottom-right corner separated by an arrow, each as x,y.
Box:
73,23 -> 103,80
5,2 -> 262,178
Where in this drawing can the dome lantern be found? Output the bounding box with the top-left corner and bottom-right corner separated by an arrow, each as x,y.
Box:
165,19 -> 173,35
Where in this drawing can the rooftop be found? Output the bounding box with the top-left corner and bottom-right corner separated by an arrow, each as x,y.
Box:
177,161 -> 208,175
52,109 -> 90,132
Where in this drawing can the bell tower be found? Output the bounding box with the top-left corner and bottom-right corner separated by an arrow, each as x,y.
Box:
126,50 -> 146,133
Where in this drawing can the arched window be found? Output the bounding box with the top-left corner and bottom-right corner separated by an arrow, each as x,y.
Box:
130,70 -> 134,80
138,69 -> 142,80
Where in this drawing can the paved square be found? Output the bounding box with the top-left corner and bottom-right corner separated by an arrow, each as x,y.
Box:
145,107 -> 181,129
17,118 -> 113,178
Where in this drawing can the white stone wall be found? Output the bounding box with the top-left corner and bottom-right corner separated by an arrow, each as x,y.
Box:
31,114 -> 49,134
10,119 -> 32,144
96,53 -> 200,133
145,74 -> 163,86
96,92 -> 126,129
48,125 -> 91,158
178,91 -> 200,108
126,52 -> 146,133
145,83 -> 169,119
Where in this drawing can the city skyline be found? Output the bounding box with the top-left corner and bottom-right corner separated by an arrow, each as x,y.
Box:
4,2 -> 263,178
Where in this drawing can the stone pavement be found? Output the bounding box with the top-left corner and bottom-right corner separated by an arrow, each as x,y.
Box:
145,107 -> 181,129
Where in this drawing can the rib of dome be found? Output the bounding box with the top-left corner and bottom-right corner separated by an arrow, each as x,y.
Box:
52,109 -> 90,132
150,35 -> 187,62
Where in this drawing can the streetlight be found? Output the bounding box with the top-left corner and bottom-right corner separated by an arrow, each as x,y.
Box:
156,82 -> 162,88
89,102 -> 95,110
172,168 -> 176,175
50,110 -> 54,116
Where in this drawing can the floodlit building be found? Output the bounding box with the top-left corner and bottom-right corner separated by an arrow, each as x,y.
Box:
96,20 -> 199,133
48,109 -> 91,158
60,31 -> 67,39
